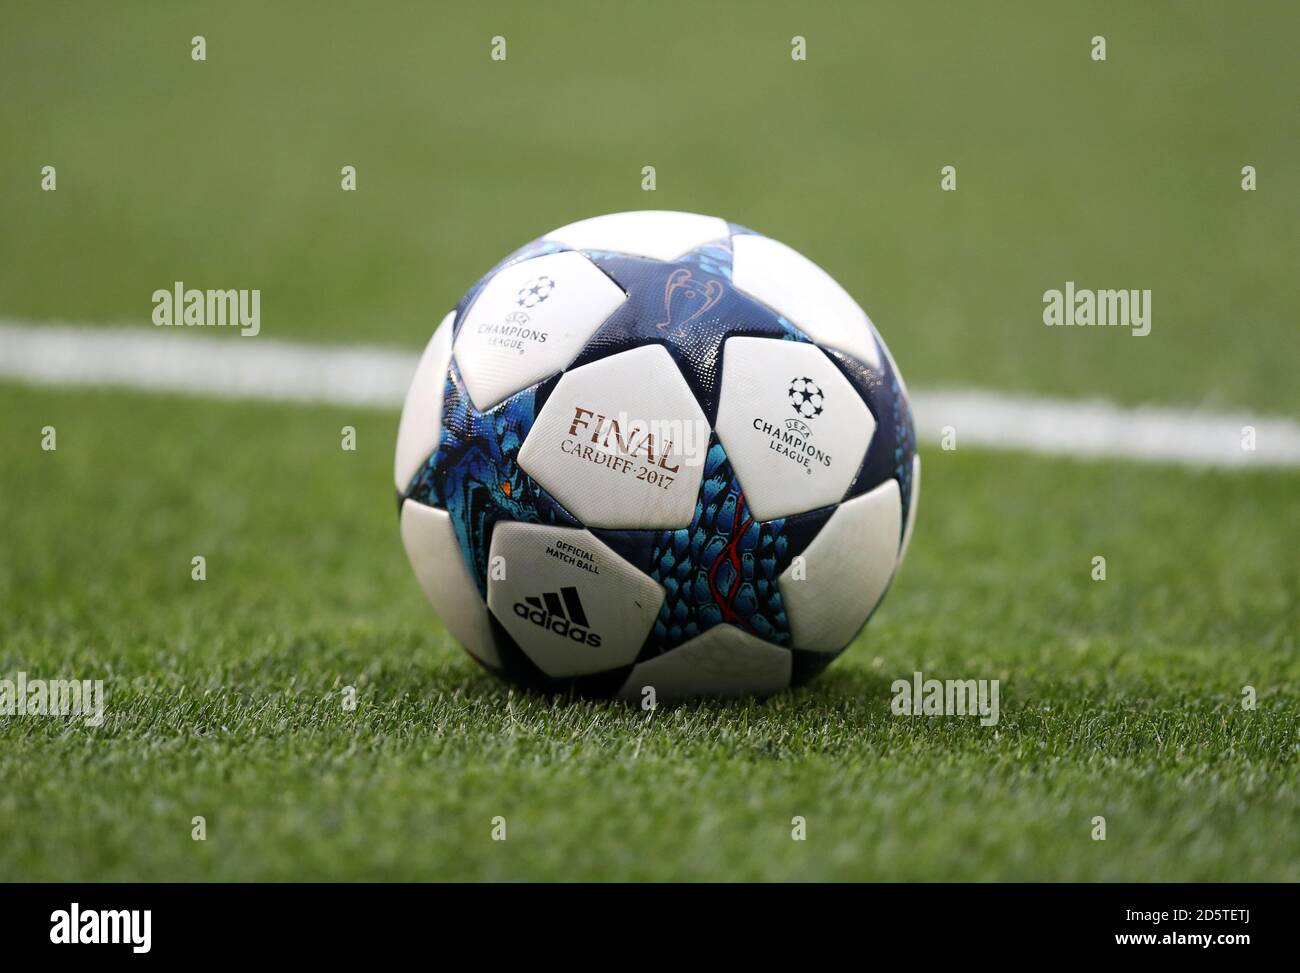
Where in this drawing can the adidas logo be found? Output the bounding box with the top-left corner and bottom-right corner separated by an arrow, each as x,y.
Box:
513,586 -> 603,647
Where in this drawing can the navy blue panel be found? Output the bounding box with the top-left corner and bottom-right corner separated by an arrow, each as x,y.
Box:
790,647 -> 839,687
594,436 -> 833,662
404,362 -> 576,595
569,239 -> 812,423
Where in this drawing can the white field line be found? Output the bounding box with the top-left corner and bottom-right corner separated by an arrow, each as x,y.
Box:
1,322 -> 1297,469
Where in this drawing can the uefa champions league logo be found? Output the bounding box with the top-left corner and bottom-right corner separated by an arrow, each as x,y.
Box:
788,376 -> 824,420
516,275 -> 555,308
747,377 -> 833,475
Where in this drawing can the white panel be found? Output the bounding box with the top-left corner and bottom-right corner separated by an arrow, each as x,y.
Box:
779,478 -> 901,653
518,344 -> 708,529
715,337 -> 875,520
898,455 -> 920,564
617,625 -> 792,702
394,310 -> 456,492
399,499 -> 500,667
731,233 -> 882,371
487,523 -> 664,678
544,210 -> 730,261
452,250 -> 626,411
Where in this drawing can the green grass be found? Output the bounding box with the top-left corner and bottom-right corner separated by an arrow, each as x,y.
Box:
1,0 -> 1298,412
1,383 -> 1296,881
1,0 -> 1296,883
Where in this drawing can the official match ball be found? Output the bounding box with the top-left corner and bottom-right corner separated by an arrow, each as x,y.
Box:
394,211 -> 918,701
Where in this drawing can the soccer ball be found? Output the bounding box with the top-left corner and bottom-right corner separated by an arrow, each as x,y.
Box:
394,211 -> 918,701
